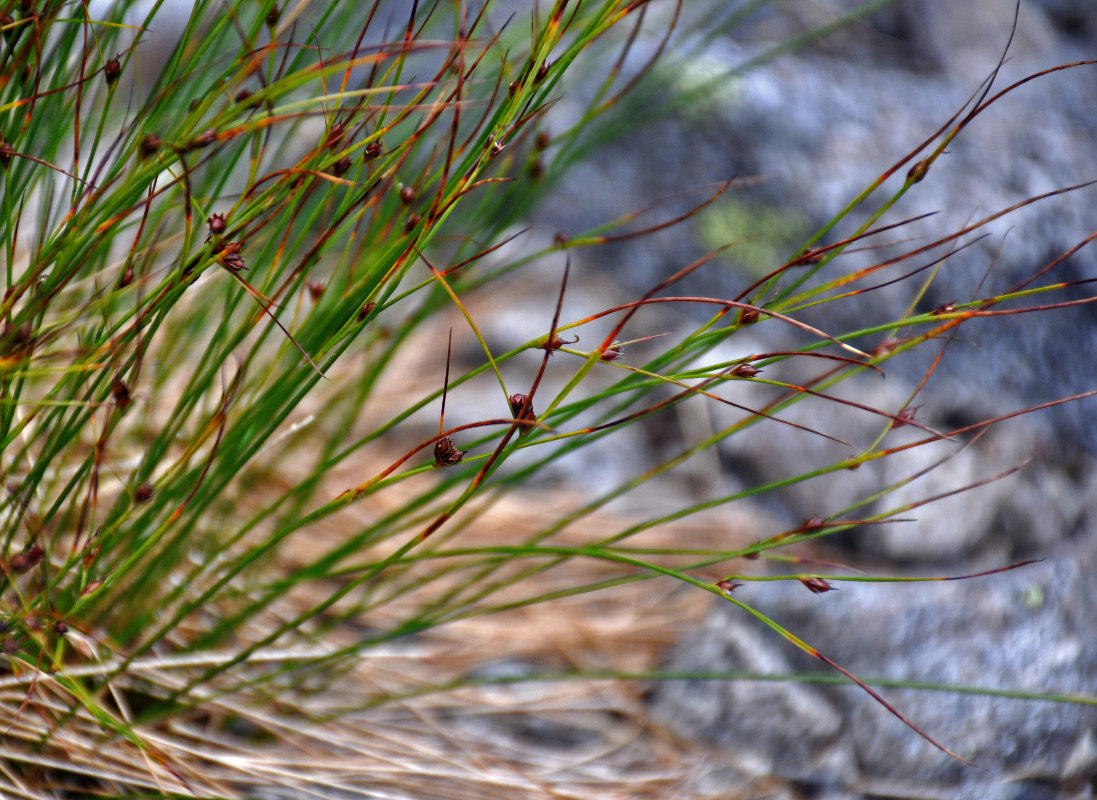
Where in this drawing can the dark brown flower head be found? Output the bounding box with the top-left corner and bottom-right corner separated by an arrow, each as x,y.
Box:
932,301 -> 957,316
134,483 -> 154,504
799,576 -> 836,594
325,121 -> 346,150
111,378 -> 131,409
104,56 -> 121,85
399,185 -> 417,205
0,141 -> 14,169
184,129 -> 218,152
139,134 -> 161,158
404,213 -> 422,234
307,281 -> 324,301
890,405 -> 921,429
540,333 -> 579,354
207,212 -> 226,236
715,580 -> 741,594
363,140 -> 383,161
218,241 -> 246,272
907,158 -> 930,184
731,363 -> 760,378
600,343 -> 623,362
433,436 -> 467,467
788,248 -> 825,267
509,394 -> 537,428
739,308 -> 761,326
331,156 -> 351,177
10,543 -> 43,574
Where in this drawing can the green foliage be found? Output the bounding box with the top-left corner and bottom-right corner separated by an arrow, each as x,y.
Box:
0,0 -> 1093,795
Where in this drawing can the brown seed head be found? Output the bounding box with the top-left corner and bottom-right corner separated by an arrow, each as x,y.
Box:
139,134 -> 161,158
799,576 -> 836,594
134,483 -> 154,504
104,56 -> 121,85
10,543 -> 43,574
731,363 -> 760,378
433,436 -> 467,467
111,378 -> 131,409
363,140 -> 383,161
331,156 -> 351,177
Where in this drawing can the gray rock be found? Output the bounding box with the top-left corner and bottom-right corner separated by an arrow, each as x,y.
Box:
653,530 -> 1097,797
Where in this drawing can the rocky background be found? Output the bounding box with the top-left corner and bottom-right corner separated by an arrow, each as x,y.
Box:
531,1 -> 1097,797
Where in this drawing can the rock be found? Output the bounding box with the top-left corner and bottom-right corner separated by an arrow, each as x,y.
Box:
652,529 -> 1097,798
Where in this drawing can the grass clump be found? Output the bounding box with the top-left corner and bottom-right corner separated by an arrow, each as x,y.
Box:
0,0 -> 1095,796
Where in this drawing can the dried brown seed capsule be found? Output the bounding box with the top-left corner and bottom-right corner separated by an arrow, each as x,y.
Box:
739,308 -> 761,326
872,337 -> 904,358
789,248 -> 825,267
363,140 -> 382,161
509,393 -> 537,427
907,158 -> 930,184
399,185 -> 417,205
325,121 -> 345,150
433,436 -> 467,467
185,129 -> 218,151
535,130 -> 551,151
552,231 -> 570,247
111,378 -> 131,409
120,266 -> 135,287
0,141 -> 14,169
331,156 -> 351,177
134,483 -> 154,504
82,542 -> 101,567
802,517 -> 827,531
536,61 -> 550,83
890,406 -> 920,429
540,334 -> 579,354
600,343 -> 622,362
489,139 -> 505,158
139,134 -> 161,158
266,5 -> 280,27
207,212 -> 226,236
10,543 -> 43,574
53,622 -> 68,635
104,56 -> 121,84
799,576 -> 836,594
731,363 -> 760,378
715,580 -> 741,594
307,281 -> 324,301
218,241 -> 246,272
931,301 -> 957,316
357,301 -> 376,321
404,213 -> 422,233
234,87 -> 252,104
82,580 -> 103,596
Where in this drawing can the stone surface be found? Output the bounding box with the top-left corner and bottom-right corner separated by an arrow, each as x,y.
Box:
653,529 -> 1097,797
